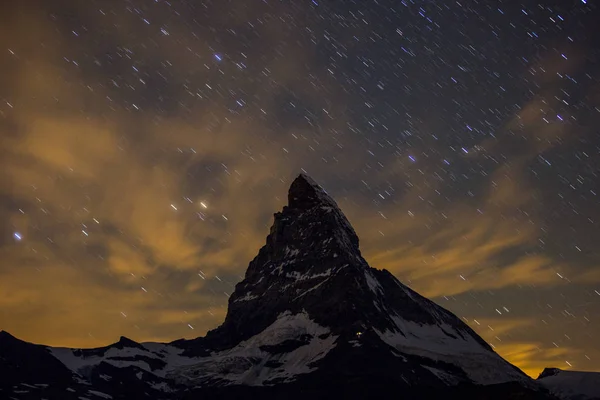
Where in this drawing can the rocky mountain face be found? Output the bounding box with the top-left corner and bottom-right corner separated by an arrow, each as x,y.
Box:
0,174 -> 577,399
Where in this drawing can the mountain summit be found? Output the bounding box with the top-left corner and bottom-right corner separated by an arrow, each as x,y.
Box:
288,173 -> 341,210
202,173 -> 365,349
0,174 -> 561,399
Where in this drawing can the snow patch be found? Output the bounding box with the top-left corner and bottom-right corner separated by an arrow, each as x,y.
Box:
150,381 -> 176,393
285,268 -> 332,281
284,247 -> 300,258
49,341 -> 205,379
234,292 -> 259,303
364,270 -> 384,295
20,383 -> 38,389
379,315 -> 486,356
49,345 -> 158,376
292,276 -> 332,301
88,390 -> 112,399
374,315 -> 526,385
170,311 -> 337,386
423,366 -> 460,385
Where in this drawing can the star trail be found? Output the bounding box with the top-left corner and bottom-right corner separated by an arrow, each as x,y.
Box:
0,0 -> 598,377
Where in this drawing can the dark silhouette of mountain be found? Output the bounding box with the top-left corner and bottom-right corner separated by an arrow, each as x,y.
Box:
0,174 -> 566,399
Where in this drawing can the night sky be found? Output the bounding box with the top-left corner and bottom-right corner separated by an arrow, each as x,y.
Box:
1,0 -> 599,377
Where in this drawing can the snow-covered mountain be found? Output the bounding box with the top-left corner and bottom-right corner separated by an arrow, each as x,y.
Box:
177,173 -> 531,387
537,368 -> 600,400
0,174 -> 568,399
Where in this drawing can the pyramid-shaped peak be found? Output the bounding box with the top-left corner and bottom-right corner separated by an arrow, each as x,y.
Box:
0,330 -> 17,340
114,335 -> 145,350
294,173 -> 322,188
117,336 -> 136,345
537,368 -> 562,379
288,173 -> 337,211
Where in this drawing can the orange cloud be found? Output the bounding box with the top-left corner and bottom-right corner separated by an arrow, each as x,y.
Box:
357,165 -> 561,298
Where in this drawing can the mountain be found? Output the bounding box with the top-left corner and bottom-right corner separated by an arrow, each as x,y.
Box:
537,368 -> 600,400
0,174 -> 565,399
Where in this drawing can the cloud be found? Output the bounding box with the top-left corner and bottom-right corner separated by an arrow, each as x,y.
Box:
0,250 -> 227,347
0,20 -> 314,345
354,65 -> 599,299
357,163 -> 562,298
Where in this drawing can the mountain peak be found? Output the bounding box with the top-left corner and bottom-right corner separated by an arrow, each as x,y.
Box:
537,368 -> 562,379
113,335 -> 145,350
285,173 -> 359,252
0,330 -> 16,340
117,335 -> 136,345
288,173 -> 336,211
